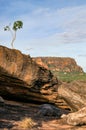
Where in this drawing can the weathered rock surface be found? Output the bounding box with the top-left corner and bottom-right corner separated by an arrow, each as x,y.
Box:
0,99 -> 82,130
33,57 -> 83,73
37,104 -> 68,117
58,81 -> 86,111
59,80 -> 86,126
0,46 -> 86,129
33,57 -> 48,69
62,106 -> 86,126
0,45 -> 60,105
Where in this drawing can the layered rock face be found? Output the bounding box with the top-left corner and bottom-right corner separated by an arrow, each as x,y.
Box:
33,57 -> 83,73
58,81 -> 86,111
0,46 -> 59,104
58,81 -> 86,126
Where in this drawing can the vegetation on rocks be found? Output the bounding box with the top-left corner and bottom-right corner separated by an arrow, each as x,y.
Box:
53,71 -> 86,82
4,20 -> 23,48
33,57 -> 86,83
14,117 -> 36,129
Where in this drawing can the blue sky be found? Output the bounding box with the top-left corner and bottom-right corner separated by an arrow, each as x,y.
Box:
0,0 -> 86,72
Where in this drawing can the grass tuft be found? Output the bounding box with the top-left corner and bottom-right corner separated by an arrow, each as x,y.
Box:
18,117 -> 36,129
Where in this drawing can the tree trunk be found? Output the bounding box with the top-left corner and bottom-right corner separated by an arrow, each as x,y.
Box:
11,31 -> 16,49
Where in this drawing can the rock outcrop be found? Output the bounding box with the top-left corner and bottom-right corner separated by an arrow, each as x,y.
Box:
62,106 -> 86,126
58,81 -> 86,111
33,57 -> 83,73
58,81 -> 86,126
33,57 -> 48,69
0,46 -> 60,105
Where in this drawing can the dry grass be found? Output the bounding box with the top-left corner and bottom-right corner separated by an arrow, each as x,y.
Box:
13,117 -> 37,129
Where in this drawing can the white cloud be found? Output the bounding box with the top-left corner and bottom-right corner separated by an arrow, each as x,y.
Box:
0,2 -> 86,71
18,4 -> 86,44
78,54 -> 86,57
1,2 -> 86,43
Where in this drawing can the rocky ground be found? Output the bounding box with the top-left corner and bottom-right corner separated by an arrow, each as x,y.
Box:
0,100 -> 86,130
0,46 -> 86,130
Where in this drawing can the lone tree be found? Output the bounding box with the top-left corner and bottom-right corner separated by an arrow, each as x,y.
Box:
4,20 -> 23,48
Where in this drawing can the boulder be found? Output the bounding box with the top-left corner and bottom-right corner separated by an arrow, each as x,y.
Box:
62,106 -> 86,126
58,81 -> 86,111
58,79 -> 86,127
37,104 -> 68,117
0,45 -> 59,104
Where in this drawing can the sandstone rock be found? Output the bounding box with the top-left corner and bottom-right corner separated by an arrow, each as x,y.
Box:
32,57 -> 48,69
62,106 -> 86,126
0,46 -> 59,104
33,57 -> 83,73
58,81 -> 86,111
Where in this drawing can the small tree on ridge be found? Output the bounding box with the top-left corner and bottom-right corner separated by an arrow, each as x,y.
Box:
4,20 -> 23,49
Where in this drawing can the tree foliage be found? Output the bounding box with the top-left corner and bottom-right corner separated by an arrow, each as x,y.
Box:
4,20 -> 23,48
13,21 -> 23,31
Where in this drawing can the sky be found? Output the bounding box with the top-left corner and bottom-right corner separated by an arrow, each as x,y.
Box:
0,0 -> 86,72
